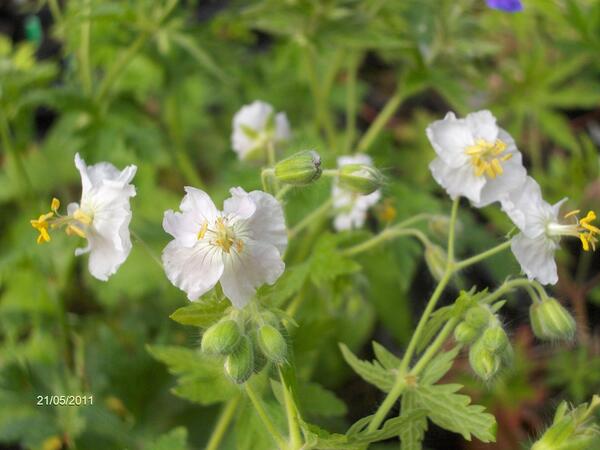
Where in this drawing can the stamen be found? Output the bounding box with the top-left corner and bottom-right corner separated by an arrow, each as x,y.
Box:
51,198 -> 60,213
73,209 -> 92,225
465,138 -> 511,179
564,209 -> 580,219
66,225 -> 86,238
197,221 -> 208,240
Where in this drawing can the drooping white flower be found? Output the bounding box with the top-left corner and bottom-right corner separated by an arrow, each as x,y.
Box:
31,153 -> 137,281
162,186 -> 287,308
501,176 -> 599,285
427,110 -> 526,207
231,100 -> 291,160
332,155 -> 381,231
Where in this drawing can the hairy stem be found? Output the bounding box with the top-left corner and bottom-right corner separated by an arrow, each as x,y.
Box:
342,227 -> 430,257
356,88 -> 403,153
289,198 -> 333,238
279,367 -> 302,449
205,396 -> 241,450
245,382 -> 288,450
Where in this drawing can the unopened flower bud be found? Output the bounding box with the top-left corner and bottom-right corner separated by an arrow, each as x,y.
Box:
338,164 -> 383,195
224,335 -> 254,384
201,320 -> 242,355
424,244 -> 447,281
481,326 -> 509,353
530,298 -> 576,341
465,306 -> 490,331
274,150 -> 322,185
469,339 -> 500,381
257,324 -> 287,364
428,215 -> 451,238
454,322 -> 479,344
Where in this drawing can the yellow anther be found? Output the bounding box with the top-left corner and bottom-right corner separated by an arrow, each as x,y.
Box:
197,221 -> 208,240
73,209 -> 92,225
66,224 -> 86,238
580,234 -> 590,252
465,138 -> 510,179
51,198 -> 60,212
235,239 -> 244,253
30,212 -> 54,244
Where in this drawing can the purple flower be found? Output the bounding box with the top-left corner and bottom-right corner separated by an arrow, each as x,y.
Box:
486,0 -> 523,12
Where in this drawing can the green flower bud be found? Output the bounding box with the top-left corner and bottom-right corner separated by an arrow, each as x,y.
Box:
224,336 -> 254,384
469,339 -> 500,381
274,150 -> 322,185
454,322 -> 479,344
201,320 -> 242,355
481,326 -> 509,353
530,298 -> 576,341
424,244 -> 447,281
338,164 -> 383,195
257,325 -> 287,364
465,306 -> 491,331
428,215 -> 452,239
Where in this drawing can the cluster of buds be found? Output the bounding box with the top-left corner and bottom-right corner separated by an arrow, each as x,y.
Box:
200,309 -> 288,384
531,395 -> 600,450
529,297 -> 576,341
455,304 -> 512,381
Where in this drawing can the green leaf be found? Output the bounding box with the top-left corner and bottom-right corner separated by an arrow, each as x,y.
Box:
310,234 -> 361,285
147,345 -> 236,405
236,398 -> 286,450
419,346 -> 460,385
148,427 -> 188,450
169,296 -> 229,328
400,391 -> 427,450
372,341 -> 401,370
260,262 -> 310,307
411,384 -> 496,442
355,409 -> 428,443
339,343 -> 394,392
272,380 -> 347,418
301,421 -> 362,450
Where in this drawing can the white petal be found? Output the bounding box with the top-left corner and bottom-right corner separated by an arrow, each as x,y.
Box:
337,154 -> 373,167
426,113 -> 472,168
242,190 -> 288,254
74,153 -> 92,194
179,187 -> 219,225
224,187 -> 257,220
476,150 -> 527,207
220,240 -> 285,308
429,157 -> 485,204
501,176 -> 554,238
231,100 -> 273,157
84,228 -> 132,281
511,233 -> 558,285
163,210 -> 199,248
465,110 -> 498,143
275,112 -> 291,142
162,240 -> 224,301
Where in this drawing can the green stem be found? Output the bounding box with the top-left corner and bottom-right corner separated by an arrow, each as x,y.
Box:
48,0 -> 63,23
344,54 -> 359,154
0,107 -> 32,194
131,230 -> 163,269
481,278 -> 545,306
410,318 -> 460,377
205,396 -> 241,450
79,0 -> 93,95
289,198 -> 333,238
276,185 -> 293,201
245,382 -> 288,450
342,227 -> 430,257
356,88 -> 403,153
447,198 -> 459,261
455,240 -> 511,271
279,367 -> 302,449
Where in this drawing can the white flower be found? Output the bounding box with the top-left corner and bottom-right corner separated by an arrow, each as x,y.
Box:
427,110 -> 526,207
231,100 -> 291,160
332,155 -> 381,231
162,186 -> 287,308
501,176 -> 599,285
31,153 -> 137,281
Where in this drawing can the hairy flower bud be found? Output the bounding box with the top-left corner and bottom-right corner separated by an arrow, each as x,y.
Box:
454,322 -> 479,344
469,339 -> 500,381
465,306 -> 491,331
481,326 -> 509,353
530,298 -> 576,341
337,164 -> 383,195
257,324 -> 287,364
224,335 -> 254,384
201,320 -> 242,355
424,244 -> 447,281
274,150 -> 322,185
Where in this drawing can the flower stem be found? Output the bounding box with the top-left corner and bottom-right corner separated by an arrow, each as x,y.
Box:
130,230 -> 163,269
344,54 -> 359,153
289,198 -> 333,238
356,88 -> 403,153
279,367 -> 302,449
245,382 -> 288,450
455,240 -> 511,271
342,227 -> 430,257
79,0 -> 93,96
447,198 -> 460,261
410,318 -> 460,377
205,396 -> 241,450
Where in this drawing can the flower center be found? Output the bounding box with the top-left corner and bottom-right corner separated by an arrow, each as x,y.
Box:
546,210 -> 599,251
465,138 -> 512,179
197,217 -> 244,254
30,198 -> 94,244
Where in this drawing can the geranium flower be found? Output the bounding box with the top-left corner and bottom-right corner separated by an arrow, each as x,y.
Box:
427,110 -> 526,207
30,153 -> 137,281
502,177 -> 599,284
231,100 -> 291,160
162,187 -> 287,308
332,155 -> 381,231
486,0 -> 523,13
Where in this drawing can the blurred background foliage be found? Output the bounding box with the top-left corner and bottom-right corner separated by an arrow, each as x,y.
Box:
0,0 -> 599,448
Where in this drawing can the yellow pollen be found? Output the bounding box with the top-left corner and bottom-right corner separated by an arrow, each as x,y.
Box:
51,198 -> 60,212
213,217 -> 243,253
30,212 -> 54,244
574,210 -> 599,252
465,138 -> 511,179
197,221 -> 208,240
